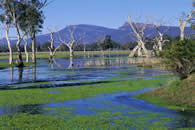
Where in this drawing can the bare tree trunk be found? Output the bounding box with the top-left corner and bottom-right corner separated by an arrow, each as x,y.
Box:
69,56 -> 73,69
128,15 -> 150,58
49,32 -> 54,62
48,51 -> 53,63
48,43 -> 63,62
32,32 -> 36,63
178,11 -> 195,41
7,38 -> 13,65
57,25 -> 84,68
16,41 -> 24,67
138,46 -> 142,57
141,42 -> 149,57
129,45 -> 139,57
69,46 -> 74,68
180,26 -> 185,41
12,11 -> 24,67
5,17 -> 13,65
158,41 -> 162,51
24,36 -> 29,63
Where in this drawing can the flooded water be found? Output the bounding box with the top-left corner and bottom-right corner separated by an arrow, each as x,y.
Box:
0,55 -> 194,128
0,55 -> 166,88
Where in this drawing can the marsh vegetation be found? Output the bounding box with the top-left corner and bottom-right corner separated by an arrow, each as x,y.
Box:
0,0 -> 194,129
0,54 -> 194,129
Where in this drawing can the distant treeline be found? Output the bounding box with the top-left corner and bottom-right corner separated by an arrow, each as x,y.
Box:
0,35 -> 176,52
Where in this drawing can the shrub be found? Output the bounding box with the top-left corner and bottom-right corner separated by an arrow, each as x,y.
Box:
160,39 -> 195,79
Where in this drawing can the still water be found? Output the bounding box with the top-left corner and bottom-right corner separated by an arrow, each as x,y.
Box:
0,55 -> 194,128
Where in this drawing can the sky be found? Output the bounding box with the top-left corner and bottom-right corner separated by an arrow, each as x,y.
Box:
0,0 -> 194,37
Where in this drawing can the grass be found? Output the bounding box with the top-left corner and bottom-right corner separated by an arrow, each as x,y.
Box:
0,74 -> 193,129
137,73 -> 195,111
0,50 -> 130,60
0,108 -> 181,129
0,75 -> 171,107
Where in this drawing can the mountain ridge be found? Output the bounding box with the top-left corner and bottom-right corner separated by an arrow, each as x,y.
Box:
0,22 -> 194,46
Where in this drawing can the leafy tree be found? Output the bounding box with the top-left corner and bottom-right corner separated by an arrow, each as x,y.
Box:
190,1 -> 195,29
162,35 -> 173,50
100,35 -> 120,50
20,0 -> 47,63
160,39 -> 195,79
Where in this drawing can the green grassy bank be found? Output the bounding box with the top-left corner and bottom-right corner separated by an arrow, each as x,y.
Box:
0,75 -> 180,129
137,73 -> 195,111
0,75 -> 171,107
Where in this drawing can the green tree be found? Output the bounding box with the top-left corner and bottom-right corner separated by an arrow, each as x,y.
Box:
160,39 -> 195,79
20,0 -> 47,63
2,0 -> 29,67
100,35 -> 119,50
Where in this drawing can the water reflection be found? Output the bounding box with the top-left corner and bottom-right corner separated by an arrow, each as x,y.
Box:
25,66 -> 29,80
10,67 -> 14,84
3,104 -> 43,115
32,65 -> 36,81
68,56 -> 74,69
53,58 -> 64,69
1,56 -> 166,87
18,67 -> 23,82
8,65 -> 37,84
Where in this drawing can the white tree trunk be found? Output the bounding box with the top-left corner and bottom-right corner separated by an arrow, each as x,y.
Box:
178,11 -> 195,41
8,42 -> 13,65
128,15 -> 150,58
69,46 -> 74,68
129,45 -> 139,57
138,47 -> 142,57
158,41 -> 162,51
5,20 -> 13,65
32,32 -> 36,63
180,26 -> 185,41
16,41 -> 24,67
24,38 -> 29,63
141,42 -> 149,57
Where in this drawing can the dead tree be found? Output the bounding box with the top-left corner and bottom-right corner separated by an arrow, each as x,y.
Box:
152,20 -> 170,55
58,25 -> 84,68
48,28 -> 64,62
128,15 -> 150,58
178,10 -> 195,40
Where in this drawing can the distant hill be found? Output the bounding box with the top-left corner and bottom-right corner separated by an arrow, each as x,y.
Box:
1,23 -> 194,46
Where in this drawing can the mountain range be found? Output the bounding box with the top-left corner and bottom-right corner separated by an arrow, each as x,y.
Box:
0,22 -> 194,46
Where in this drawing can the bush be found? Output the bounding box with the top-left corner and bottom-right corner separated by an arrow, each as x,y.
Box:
160,39 -> 195,79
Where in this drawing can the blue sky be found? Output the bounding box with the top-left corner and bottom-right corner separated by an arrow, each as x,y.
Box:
41,0 -> 193,34
0,0 -> 194,37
